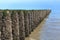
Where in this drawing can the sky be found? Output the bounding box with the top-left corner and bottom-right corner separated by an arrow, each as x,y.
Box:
0,0 -> 60,13
0,0 -> 60,18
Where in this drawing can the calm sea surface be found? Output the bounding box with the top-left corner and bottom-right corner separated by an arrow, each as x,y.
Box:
25,13 -> 60,40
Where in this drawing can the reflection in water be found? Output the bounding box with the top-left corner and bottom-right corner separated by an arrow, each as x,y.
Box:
25,13 -> 60,40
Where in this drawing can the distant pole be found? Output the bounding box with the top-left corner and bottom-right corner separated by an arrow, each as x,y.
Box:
28,11 -> 32,34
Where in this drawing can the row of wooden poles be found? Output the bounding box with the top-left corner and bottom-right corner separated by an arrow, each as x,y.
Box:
0,10 -> 51,40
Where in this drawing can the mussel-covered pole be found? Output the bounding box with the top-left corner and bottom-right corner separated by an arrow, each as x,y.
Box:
18,11 -> 25,40
31,11 -> 35,31
11,11 -> 19,40
0,11 -> 3,40
24,11 -> 29,37
1,11 -> 12,40
28,11 -> 32,34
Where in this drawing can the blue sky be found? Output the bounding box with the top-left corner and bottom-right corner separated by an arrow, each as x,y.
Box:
0,0 -> 60,13
0,0 -> 59,10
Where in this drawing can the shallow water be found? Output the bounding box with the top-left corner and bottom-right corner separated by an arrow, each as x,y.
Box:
25,13 -> 60,40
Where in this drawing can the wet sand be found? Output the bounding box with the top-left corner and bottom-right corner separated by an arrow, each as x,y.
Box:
25,18 -> 47,40
25,13 -> 60,40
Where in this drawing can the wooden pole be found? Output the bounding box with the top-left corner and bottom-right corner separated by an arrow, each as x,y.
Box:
11,11 -> 19,40
1,10 -> 12,40
18,11 -> 25,40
